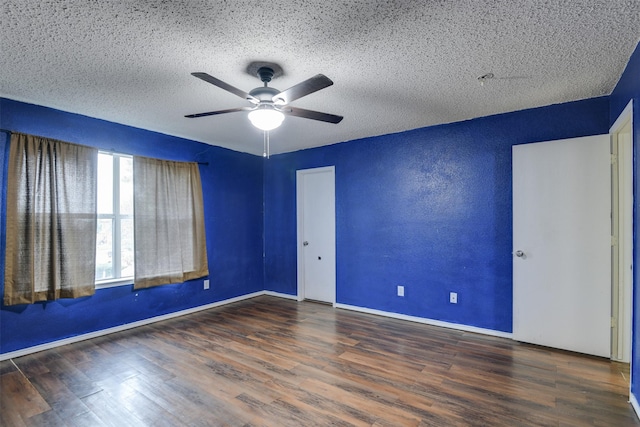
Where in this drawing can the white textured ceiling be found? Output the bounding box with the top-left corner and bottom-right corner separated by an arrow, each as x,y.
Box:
2,1 -> 639,156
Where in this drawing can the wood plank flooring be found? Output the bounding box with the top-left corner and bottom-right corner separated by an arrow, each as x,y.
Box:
1,295 -> 637,426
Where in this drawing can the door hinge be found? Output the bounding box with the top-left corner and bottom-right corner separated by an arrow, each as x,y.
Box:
611,317 -> 617,328
611,154 -> 618,165
611,236 -> 618,246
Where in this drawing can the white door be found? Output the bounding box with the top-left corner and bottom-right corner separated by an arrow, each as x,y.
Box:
296,166 -> 336,303
512,135 -> 611,358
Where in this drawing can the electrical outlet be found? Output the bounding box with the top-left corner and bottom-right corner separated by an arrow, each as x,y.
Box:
397,285 -> 404,297
204,279 -> 210,290
449,292 -> 457,304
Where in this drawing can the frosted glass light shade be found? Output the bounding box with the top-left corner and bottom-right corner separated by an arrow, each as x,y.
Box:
248,109 -> 285,131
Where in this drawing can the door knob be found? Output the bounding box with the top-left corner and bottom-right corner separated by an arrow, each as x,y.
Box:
303,241 -> 309,246
515,250 -> 525,258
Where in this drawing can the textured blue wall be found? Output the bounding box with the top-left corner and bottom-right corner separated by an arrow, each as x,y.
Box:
610,41 -> 640,401
264,97 -> 610,332
0,98 -> 264,354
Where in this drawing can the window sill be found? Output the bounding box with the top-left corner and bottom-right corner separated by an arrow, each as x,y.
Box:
95,278 -> 134,289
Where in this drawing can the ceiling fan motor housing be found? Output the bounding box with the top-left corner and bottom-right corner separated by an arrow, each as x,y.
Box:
249,86 -> 280,102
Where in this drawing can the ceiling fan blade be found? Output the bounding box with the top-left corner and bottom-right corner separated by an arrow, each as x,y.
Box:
185,106 -> 253,118
281,106 -> 343,124
272,74 -> 334,105
191,72 -> 258,103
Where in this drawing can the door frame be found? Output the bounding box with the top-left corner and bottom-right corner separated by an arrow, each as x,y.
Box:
610,99 -> 634,364
296,166 -> 336,304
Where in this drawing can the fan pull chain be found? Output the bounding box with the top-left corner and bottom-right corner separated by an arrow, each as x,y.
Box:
263,131 -> 270,159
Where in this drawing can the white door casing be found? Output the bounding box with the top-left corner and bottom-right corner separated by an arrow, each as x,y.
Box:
610,99 -> 634,363
512,134 -> 611,358
296,166 -> 336,303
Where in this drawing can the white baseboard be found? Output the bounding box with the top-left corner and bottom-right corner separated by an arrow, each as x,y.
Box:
1,291 -> 512,361
334,303 -> 513,339
263,290 -> 298,300
0,291 -> 264,361
630,393 -> 640,421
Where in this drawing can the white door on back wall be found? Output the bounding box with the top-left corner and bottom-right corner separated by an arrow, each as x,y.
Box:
512,134 -> 611,358
296,166 -> 336,303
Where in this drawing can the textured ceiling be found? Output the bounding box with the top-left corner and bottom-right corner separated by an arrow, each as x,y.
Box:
2,1 -> 639,156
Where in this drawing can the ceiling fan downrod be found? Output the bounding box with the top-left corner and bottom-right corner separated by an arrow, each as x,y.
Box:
257,67 -> 275,87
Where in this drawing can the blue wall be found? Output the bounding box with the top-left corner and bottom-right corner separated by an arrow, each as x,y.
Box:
264,97 -> 610,332
610,41 -> 640,403
0,99 -> 264,354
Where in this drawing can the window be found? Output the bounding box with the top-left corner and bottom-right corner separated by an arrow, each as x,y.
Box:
96,152 -> 134,284
4,132 -> 208,303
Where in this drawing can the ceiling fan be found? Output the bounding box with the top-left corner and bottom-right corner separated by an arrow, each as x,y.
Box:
185,66 -> 343,131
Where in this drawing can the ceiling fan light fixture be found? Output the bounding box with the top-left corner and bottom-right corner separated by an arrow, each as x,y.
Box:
248,107 -> 285,131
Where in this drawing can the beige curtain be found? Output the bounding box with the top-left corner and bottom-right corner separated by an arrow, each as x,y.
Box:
133,156 -> 208,289
4,133 -> 97,305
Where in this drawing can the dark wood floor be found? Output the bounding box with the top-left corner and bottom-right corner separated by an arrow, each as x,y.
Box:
1,295 -> 637,426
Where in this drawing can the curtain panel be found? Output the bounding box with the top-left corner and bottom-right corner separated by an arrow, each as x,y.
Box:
133,156 -> 208,289
4,133 -> 98,305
